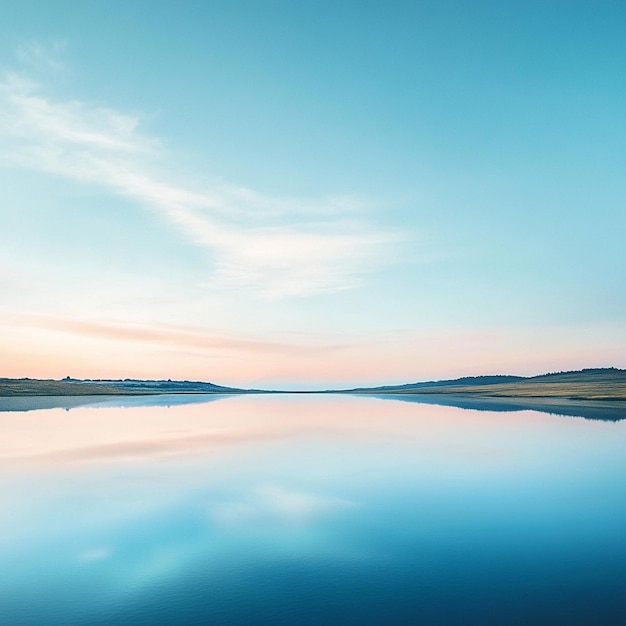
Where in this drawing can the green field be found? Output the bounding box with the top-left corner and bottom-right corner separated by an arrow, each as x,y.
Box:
0,379 -> 139,397
0,377 -> 243,397
390,381 -> 626,401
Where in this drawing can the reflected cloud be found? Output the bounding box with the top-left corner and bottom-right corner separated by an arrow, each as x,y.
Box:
211,485 -> 358,527
28,429 -> 284,465
2,395 -> 626,625
78,547 -> 112,563
3,393 -> 621,472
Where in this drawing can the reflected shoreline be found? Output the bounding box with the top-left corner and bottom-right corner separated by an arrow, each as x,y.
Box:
0,393 -> 236,413
0,392 -> 624,421
366,393 -> 626,422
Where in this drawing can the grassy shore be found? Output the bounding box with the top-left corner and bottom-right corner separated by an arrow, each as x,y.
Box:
353,369 -> 626,401
0,379 -> 141,397
385,381 -> 626,401
0,377 -> 246,397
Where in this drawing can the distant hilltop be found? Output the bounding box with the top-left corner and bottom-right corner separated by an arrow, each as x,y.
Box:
0,367 -> 625,401
0,377 -> 252,397
348,367 -> 626,401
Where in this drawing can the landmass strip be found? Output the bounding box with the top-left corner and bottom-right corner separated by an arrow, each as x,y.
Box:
1,368 -> 625,401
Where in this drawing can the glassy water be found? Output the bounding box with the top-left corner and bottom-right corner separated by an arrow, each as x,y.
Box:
1,394 -> 625,625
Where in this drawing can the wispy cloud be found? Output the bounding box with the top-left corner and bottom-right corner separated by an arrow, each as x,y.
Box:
15,39 -> 68,74
0,55 -> 404,297
5,310 -> 355,357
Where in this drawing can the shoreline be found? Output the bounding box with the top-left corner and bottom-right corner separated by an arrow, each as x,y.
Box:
2,368 -> 626,402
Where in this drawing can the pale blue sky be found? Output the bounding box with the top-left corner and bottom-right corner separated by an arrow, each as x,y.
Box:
0,1 -> 624,387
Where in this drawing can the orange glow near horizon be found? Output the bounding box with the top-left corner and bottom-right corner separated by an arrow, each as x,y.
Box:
2,312 -> 625,388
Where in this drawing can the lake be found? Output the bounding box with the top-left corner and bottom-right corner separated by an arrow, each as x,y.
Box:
1,393 -> 625,625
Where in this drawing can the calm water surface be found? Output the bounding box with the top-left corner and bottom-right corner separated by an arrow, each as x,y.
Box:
1,394 -> 625,625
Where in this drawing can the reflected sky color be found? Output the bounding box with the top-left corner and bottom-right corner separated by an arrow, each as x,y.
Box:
2,395 -> 626,624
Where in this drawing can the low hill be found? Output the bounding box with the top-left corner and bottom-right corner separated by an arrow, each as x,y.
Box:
350,368 -> 626,401
352,374 -> 526,393
0,378 -> 135,397
82,378 -> 244,393
0,377 -> 245,397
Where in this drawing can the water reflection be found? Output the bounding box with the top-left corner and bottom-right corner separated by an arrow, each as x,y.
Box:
369,392 -> 626,421
1,395 -> 625,625
0,393 -> 232,413
2,391 -> 624,422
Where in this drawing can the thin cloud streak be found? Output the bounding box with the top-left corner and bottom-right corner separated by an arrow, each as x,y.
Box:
0,68 -> 404,297
5,311 -> 357,357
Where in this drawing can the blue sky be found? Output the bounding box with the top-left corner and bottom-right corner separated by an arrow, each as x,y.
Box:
0,1 -> 625,387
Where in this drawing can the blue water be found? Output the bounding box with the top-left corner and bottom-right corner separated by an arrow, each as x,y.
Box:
1,394 -> 625,625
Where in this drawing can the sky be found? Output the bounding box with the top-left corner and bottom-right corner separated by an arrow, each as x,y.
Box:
0,0 -> 625,389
